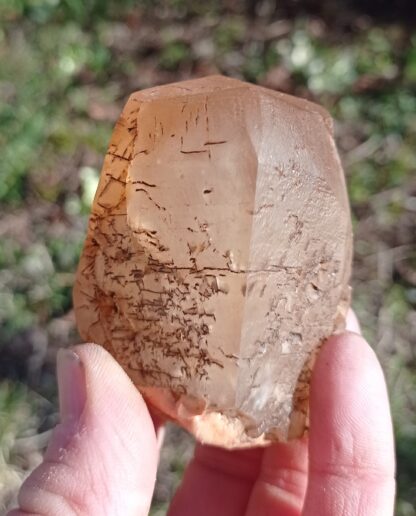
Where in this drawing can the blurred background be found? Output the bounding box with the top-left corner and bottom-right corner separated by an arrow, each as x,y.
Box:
0,0 -> 415,514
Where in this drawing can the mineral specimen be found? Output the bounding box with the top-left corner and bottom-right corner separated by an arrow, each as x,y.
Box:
73,75 -> 352,448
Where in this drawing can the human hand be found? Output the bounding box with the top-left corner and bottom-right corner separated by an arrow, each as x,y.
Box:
8,312 -> 395,516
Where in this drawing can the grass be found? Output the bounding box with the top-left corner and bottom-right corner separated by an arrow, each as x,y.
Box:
0,1 -> 415,513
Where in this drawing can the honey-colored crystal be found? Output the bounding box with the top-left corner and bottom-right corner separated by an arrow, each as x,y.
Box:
74,75 -> 352,448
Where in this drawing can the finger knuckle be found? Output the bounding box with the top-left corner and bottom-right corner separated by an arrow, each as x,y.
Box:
17,459 -> 96,516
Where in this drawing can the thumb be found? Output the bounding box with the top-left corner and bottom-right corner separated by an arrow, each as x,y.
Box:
8,344 -> 158,516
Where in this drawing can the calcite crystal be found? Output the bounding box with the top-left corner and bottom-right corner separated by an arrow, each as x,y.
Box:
74,75 -> 352,448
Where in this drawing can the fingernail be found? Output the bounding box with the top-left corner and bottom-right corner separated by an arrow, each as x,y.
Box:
57,348 -> 86,425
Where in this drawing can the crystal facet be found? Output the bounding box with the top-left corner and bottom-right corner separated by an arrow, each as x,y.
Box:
74,76 -> 352,448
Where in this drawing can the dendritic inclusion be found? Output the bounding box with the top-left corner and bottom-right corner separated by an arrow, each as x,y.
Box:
74,75 -> 352,448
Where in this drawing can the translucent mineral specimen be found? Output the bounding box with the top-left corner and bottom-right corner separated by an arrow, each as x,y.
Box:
73,75 -> 352,448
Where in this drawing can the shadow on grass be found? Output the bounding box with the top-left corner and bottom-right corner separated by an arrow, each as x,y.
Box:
397,432 -> 416,509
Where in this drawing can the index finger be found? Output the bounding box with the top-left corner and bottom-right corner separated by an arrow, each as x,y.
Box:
303,332 -> 396,515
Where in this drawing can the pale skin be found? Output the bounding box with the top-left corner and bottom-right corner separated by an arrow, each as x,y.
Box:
8,311 -> 396,516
